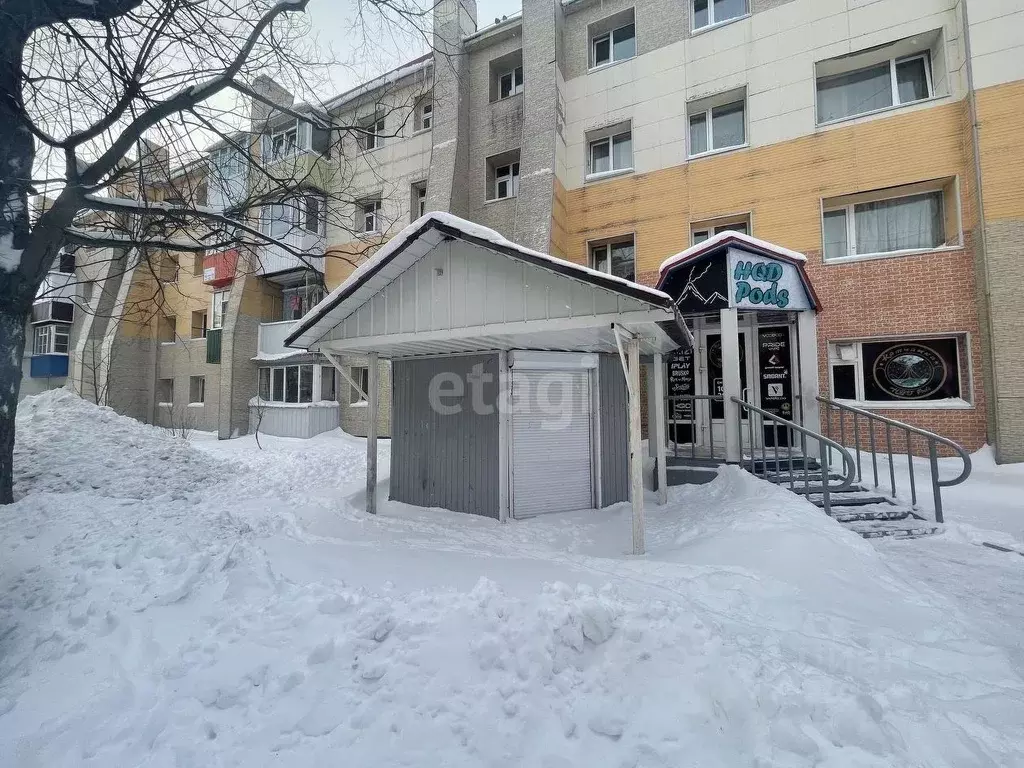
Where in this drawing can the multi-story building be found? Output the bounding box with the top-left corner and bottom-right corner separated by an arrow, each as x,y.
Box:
33,0 -> 1024,463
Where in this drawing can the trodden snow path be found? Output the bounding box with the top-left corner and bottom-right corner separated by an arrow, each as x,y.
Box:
1,390 -> 1023,767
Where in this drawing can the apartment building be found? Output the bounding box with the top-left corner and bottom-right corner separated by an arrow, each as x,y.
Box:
35,0 -> 1024,463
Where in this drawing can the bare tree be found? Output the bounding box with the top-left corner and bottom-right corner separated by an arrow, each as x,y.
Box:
0,0 -> 439,503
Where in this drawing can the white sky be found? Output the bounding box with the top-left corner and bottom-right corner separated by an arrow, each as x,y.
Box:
304,0 -> 523,96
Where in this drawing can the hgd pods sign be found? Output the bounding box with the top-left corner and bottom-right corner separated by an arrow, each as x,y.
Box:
728,251 -> 811,311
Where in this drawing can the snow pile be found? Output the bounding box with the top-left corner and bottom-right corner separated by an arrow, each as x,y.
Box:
14,389 -> 233,500
2,395 -> 1024,765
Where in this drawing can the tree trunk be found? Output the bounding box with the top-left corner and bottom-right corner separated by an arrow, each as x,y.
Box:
0,306 -> 28,504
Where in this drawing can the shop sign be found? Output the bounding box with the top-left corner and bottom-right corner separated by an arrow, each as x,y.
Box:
758,326 -> 792,419
668,348 -> 695,420
727,250 -> 811,311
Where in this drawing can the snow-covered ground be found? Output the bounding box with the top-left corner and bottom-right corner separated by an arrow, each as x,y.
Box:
2,390 -> 1023,767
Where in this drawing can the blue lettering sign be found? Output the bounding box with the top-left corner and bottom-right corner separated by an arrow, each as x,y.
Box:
733,260 -> 791,309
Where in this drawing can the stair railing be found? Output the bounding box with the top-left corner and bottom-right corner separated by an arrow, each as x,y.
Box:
732,397 -> 857,518
817,397 -> 972,524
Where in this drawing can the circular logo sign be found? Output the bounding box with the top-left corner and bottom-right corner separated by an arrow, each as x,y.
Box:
707,339 -> 745,370
872,344 -> 948,400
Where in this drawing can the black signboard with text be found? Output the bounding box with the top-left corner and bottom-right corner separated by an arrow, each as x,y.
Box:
667,349 -> 695,444
758,326 -> 792,447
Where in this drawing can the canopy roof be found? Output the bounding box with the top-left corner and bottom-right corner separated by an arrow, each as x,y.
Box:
285,213 -> 691,359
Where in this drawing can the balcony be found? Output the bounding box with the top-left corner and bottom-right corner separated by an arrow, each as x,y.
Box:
257,320 -> 302,358
37,270 -> 76,302
259,230 -> 326,279
202,248 -> 239,287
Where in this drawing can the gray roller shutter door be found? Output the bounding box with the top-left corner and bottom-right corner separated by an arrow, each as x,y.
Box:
511,369 -> 594,517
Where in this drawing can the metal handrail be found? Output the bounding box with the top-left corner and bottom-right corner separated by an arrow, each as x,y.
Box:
666,395 -> 725,461
731,396 -> 857,518
817,396 -> 972,524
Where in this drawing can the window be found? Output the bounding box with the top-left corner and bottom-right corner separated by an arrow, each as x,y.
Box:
693,0 -> 747,30
419,100 -> 433,130
350,366 -> 369,404
591,17 -> 636,69
270,125 -> 298,160
689,99 -> 746,156
828,337 -> 965,404
210,146 -> 245,178
412,182 -> 427,220
303,195 -> 323,234
211,290 -> 229,329
193,253 -> 204,277
281,283 -> 324,321
590,237 -> 635,282
32,300 -> 74,323
259,365 -> 315,403
361,200 -> 382,233
495,162 -> 519,200
691,217 -> 749,244
587,128 -> 632,177
499,66 -> 524,99
189,376 -> 206,404
58,250 -> 75,273
33,324 -> 70,355
359,117 -> 386,151
191,310 -> 208,339
265,202 -> 294,239
321,366 -> 336,401
158,314 -> 176,343
823,188 -> 948,260
817,52 -> 932,124
157,378 -> 174,405
157,252 -> 179,282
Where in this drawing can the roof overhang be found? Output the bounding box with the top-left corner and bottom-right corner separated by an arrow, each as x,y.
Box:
285,213 -> 693,359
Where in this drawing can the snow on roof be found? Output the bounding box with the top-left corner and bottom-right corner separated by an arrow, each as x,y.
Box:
323,54 -> 432,113
288,212 -> 674,348
659,230 -> 809,275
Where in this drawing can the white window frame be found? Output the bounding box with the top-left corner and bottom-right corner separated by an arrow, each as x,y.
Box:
587,130 -> 633,179
498,66 -> 524,100
692,0 -> 749,31
210,146 -> 244,178
33,324 -> 69,355
688,99 -> 746,157
350,366 -> 369,405
591,22 -> 636,69
816,52 -> 934,126
361,200 -> 382,233
189,375 -> 206,405
360,117 -> 386,152
420,101 -> 432,130
270,124 -> 299,160
589,235 -> 636,282
414,183 -> 427,219
493,162 -> 520,200
822,188 -> 948,262
691,218 -> 749,245
211,289 -> 229,330
827,336 -> 971,408
302,194 -> 323,235
259,364 -> 315,404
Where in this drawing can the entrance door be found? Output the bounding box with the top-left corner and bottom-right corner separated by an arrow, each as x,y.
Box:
704,331 -> 755,450
511,369 -> 594,517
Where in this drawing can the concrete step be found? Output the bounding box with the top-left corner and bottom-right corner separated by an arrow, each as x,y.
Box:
846,519 -> 940,539
827,504 -> 913,523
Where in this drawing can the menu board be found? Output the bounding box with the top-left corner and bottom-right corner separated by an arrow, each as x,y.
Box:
758,326 -> 792,419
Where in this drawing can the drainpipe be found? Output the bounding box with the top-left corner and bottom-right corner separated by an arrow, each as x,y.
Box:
960,0 -> 1003,460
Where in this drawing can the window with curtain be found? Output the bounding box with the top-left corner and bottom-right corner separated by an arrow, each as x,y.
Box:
817,52 -> 932,124
590,237 -> 635,282
824,190 -> 944,259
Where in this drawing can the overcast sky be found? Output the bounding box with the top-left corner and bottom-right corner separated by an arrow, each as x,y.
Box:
304,0 -> 523,96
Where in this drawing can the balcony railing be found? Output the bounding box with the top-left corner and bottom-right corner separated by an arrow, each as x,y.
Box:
37,270 -> 77,302
259,231 -> 325,278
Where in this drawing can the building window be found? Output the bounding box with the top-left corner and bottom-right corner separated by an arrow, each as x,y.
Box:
321,366 -> 336,401
590,12 -> 636,69
828,337 -> 966,404
590,236 -> 635,282
270,124 -> 299,160
191,310 -> 208,339
361,200 -> 382,233
587,126 -> 632,178
157,251 -> 179,282
358,116 -> 386,151
264,201 -> 294,239
210,146 -> 245,178
33,324 -> 70,355
58,250 -> 75,273
193,253 -> 204,276
158,314 -> 176,343
303,195 -> 323,234
417,99 -> 433,131
693,0 -> 747,30
211,289 -> 229,329
817,51 -> 932,124
412,182 -> 427,220
691,216 -> 749,244
822,185 -> 952,261
499,66 -> 524,99
32,300 -> 74,323
157,378 -> 174,405
259,365 -> 315,403
282,282 -> 324,321
350,366 -> 369,404
490,161 -> 520,200
688,99 -> 746,156
189,376 -> 206,404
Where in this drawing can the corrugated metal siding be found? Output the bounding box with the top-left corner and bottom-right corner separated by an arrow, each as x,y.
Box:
599,354 -> 629,505
249,403 -> 339,438
391,354 -> 500,518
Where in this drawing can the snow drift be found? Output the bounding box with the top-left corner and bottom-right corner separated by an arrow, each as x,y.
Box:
1,392 -> 1022,766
